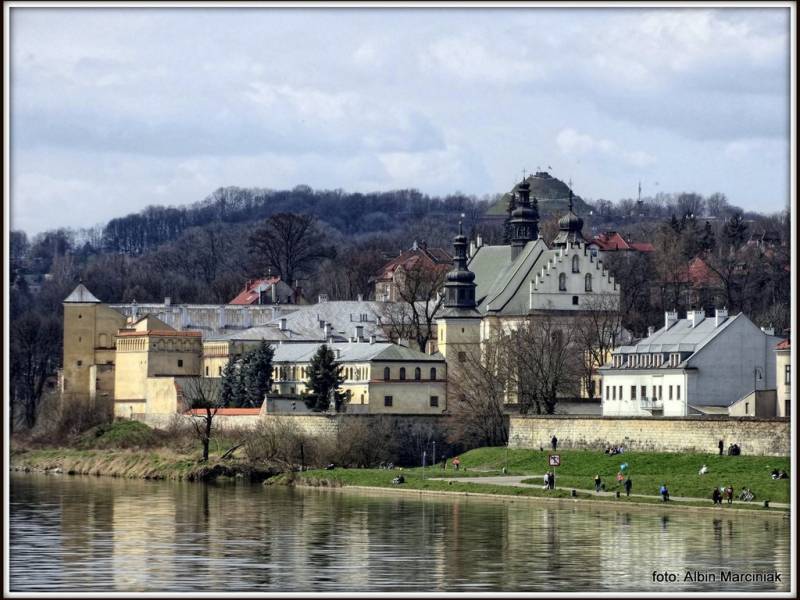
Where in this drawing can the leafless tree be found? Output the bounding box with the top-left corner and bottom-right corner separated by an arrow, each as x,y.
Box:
180,377 -> 223,462
446,334 -> 510,448
378,263 -> 446,352
249,213 -> 335,283
573,293 -> 625,399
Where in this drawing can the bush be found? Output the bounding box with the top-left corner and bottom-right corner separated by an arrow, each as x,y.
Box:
76,420 -> 159,450
243,419 -> 309,469
32,397 -> 113,446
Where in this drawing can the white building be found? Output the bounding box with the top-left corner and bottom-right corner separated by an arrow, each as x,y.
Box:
600,308 -> 782,417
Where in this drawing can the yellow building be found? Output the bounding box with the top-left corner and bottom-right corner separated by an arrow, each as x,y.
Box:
62,283 -> 128,409
776,339 -> 790,417
265,342 -> 447,414
113,317 -> 203,418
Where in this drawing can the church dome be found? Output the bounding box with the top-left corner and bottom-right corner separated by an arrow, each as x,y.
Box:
558,208 -> 584,232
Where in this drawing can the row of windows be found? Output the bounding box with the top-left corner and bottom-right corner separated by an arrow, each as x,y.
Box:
605,384 -> 681,401
613,353 -> 682,368
384,395 -> 439,407
383,367 -> 438,381
558,272 -> 592,292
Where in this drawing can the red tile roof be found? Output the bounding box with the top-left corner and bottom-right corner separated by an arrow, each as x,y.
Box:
776,339 -> 790,350
229,277 -> 282,305
592,231 -> 654,252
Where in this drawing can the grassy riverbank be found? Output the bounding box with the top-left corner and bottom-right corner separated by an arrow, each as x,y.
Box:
281,446 -> 790,511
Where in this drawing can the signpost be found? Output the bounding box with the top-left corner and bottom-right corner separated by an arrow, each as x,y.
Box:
549,454 -> 560,488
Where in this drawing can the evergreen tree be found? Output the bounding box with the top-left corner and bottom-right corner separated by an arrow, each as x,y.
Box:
242,341 -> 274,407
304,344 -> 345,412
220,359 -> 241,407
723,210 -> 749,249
699,220 -> 716,253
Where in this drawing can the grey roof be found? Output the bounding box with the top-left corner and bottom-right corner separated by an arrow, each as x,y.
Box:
271,341 -> 445,364
211,300 -> 390,343
64,283 -> 101,303
614,314 -> 740,355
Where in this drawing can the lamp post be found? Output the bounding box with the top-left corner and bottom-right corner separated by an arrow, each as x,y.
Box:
422,450 -> 427,481
432,441 -> 436,469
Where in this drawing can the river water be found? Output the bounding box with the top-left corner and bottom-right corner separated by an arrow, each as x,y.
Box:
9,473 -> 790,593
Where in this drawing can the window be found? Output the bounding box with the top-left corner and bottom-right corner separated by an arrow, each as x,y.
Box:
78,314 -> 82,319
218,366 -> 222,376
77,360 -> 82,367
612,386 -> 616,400
785,364 -> 791,385
640,385 -> 646,400
458,351 -> 467,363
399,367 -> 406,380
677,385 -> 681,400
605,386 -> 609,400
658,386 -> 663,400
290,387 -> 295,395
559,273 -> 567,291
430,395 -> 439,407
415,367 -> 421,380
384,396 -> 393,407
669,385 -> 673,400
745,402 -> 750,415
572,296 -> 579,305
631,386 -> 637,400
430,367 -> 437,380
619,386 -> 623,400
572,255 -> 580,273
384,367 -> 390,381
652,385 -> 657,400
78,337 -> 82,343
178,359 -> 183,367
205,366 -> 209,376
585,274 -> 592,292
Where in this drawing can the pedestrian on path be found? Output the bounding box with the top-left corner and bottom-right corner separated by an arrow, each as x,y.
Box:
712,487 -> 722,504
725,485 -> 734,504
660,484 -> 670,502
551,435 -> 558,451
624,477 -> 632,497
594,474 -> 602,493
718,439 -> 724,455
543,472 -> 550,490
549,471 -> 555,490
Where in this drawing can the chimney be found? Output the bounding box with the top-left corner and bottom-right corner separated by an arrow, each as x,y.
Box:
761,325 -> 775,336
357,294 -> 363,302
318,294 -> 328,303
324,322 -> 332,338
469,240 -> 476,257
164,296 -> 171,306
477,234 -> 483,248
279,318 -> 287,331
647,326 -> 654,337
664,310 -> 679,330
334,348 -> 341,359
714,307 -> 728,327
355,325 -> 364,341
271,283 -> 277,303
687,309 -> 705,328
369,335 -> 376,344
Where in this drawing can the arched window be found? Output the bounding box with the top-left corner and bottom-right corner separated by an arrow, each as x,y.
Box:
572,255 -> 580,273
430,367 -> 437,380
414,367 -> 421,380
559,273 -> 567,291
585,273 -> 592,292
383,367 -> 390,381
399,367 -> 406,380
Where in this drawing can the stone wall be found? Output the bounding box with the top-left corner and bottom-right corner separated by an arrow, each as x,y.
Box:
508,415 -> 790,456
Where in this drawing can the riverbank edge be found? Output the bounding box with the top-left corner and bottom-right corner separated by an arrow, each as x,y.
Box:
9,448 -> 276,482
289,481 -> 791,519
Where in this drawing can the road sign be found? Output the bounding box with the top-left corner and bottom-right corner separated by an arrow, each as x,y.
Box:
549,454 -> 560,467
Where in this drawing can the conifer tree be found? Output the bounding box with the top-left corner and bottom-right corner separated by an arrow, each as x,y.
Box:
723,210 -> 749,249
304,344 -> 345,412
243,341 -> 275,408
220,358 -> 242,407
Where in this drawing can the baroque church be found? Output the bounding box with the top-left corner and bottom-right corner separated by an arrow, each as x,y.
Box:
435,176 -> 620,376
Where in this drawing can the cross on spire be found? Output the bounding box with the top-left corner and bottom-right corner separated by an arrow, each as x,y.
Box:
522,168 -> 527,181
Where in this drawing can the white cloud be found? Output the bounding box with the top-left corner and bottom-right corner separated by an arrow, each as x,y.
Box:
556,128 -> 655,168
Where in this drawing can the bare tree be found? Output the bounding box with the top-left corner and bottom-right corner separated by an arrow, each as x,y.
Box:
180,377 -> 223,462
378,263 -> 446,352
512,315 -> 582,414
249,213 -> 335,283
447,334 -> 510,448
573,293 -> 625,399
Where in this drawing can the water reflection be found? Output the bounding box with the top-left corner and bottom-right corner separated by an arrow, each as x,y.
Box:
9,473 -> 790,593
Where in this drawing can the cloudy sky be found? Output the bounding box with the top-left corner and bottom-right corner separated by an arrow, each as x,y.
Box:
9,6 -> 791,235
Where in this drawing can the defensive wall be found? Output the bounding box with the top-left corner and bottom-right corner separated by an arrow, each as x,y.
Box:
508,415 -> 790,456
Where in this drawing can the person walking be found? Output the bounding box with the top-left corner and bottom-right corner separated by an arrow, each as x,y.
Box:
452,457 -> 461,471
594,474 -> 602,493
551,435 -> 558,451
549,471 -> 555,490
725,485 -> 734,504
718,439 -> 724,455
624,477 -> 632,497
660,484 -> 670,502
543,472 -> 550,490
712,487 -> 722,505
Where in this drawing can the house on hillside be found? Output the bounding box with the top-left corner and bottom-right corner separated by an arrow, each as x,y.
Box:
589,231 -> 654,254
599,308 -> 782,417
372,241 -> 452,302
229,277 -> 306,305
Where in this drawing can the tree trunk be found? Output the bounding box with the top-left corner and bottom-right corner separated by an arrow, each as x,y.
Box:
202,408 -> 213,462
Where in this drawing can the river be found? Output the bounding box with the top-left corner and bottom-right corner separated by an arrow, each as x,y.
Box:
9,473 -> 790,593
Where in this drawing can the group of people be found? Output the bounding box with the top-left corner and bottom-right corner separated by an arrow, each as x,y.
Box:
542,471 -> 556,490
603,445 -> 625,455
712,485 -> 734,505
771,468 -> 788,480
718,440 -> 742,455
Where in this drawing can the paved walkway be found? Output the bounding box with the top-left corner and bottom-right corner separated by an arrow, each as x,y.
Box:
428,475 -> 790,509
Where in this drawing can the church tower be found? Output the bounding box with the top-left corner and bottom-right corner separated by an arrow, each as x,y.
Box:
436,222 -> 482,367
552,190 -> 586,248
509,177 -> 539,260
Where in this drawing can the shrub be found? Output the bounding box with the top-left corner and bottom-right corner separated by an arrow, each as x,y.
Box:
76,419 -> 159,450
